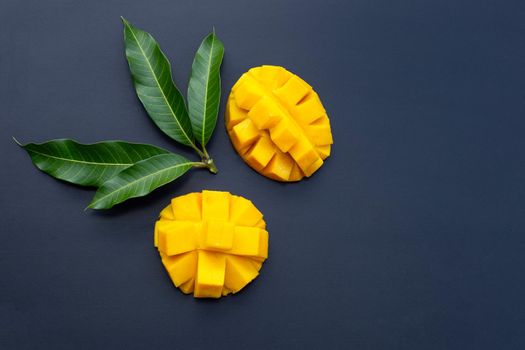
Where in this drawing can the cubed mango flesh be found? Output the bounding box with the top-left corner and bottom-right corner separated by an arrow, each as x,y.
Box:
155,190 -> 269,298
225,65 -> 333,181
162,251 -> 198,287
224,255 -> 260,293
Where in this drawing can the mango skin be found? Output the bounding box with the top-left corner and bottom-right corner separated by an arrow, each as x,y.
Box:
226,65 -> 333,181
154,190 -> 269,298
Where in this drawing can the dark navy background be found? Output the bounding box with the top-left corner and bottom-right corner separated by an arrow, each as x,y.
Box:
1,0 -> 524,349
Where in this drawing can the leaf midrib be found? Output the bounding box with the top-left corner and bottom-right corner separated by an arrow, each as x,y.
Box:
127,23 -> 195,148
27,148 -> 132,166
89,161 -> 192,207
200,34 -> 215,146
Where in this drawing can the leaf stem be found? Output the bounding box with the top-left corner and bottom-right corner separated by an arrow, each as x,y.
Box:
191,158 -> 218,174
191,144 -> 205,159
190,145 -> 217,173
201,145 -> 211,160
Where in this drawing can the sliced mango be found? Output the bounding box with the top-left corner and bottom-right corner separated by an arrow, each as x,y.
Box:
224,256 -> 259,293
304,123 -> 333,146
244,136 -> 276,170
225,96 -> 248,129
203,220 -> 235,251
179,278 -> 195,294
269,118 -> 301,153
263,152 -> 294,181
274,75 -> 312,105
293,95 -> 326,125
171,193 -> 202,221
230,227 -> 269,260
226,65 -> 333,181
316,144 -> 331,160
156,221 -> 200,256
155,190 -> 269,298
248,65 -> 291,90
288,137 -> 323,175
248,96 -> 284,129
230,118 -> 260,151
234,75 -> 265,110
229,196 -> 263,227
194,251 -> 226,298
159,204 -> 175,220
202,190 -> 230,221
162,251 -> 198,287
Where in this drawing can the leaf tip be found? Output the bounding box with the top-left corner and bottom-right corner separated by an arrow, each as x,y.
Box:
120,16 -> 130,26
85,201 -> 99,211
12,136 -> 23,147
86,196 -> 99,210
86,197 -> 111,210
84,200 -> 94,210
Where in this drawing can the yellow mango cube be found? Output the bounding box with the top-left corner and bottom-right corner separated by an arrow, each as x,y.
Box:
171,193 -> 201,221
203,220 -> 234,251
157,221 -> 199,256
244,137 -> 276,170
288,138 -> 321,173
269,118 -> 300,153
264,152 -> 294,181
202,190 -> 230,221
225,96 -> 247,130
248,96 -> 284,130
304,124 -> 334,146
230,118 -> 260,150
304,157 -> 324,177
162,251 -> 197,287
229,196 -> 263,227
274,75 -> 312,105
293,95 -> 326,125
194,251 -> 226,298
249,65 -> 291,89
224,256 -> 259,293
288,163 -> 304,181
230,227 -> 268,260
233,75 -> 265,110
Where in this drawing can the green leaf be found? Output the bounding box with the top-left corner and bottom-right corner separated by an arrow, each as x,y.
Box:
121,17 -> 196,149
18,139 -> 169,187
187,31 -> 225,147
88,153 -> 194,209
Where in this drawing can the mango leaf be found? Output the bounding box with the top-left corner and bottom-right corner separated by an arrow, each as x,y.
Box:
187,31 -> 224,147
122,18 -> 196,149
88,153 -> 194,209
18,139 -> 169,187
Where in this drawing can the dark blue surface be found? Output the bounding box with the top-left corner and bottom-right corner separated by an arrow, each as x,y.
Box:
1,0 -> 524,349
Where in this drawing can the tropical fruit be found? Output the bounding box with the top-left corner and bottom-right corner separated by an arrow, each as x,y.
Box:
226,65 -> 333,181
154,190 -> 268,298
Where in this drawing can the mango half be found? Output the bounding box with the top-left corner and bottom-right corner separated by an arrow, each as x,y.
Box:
154,190 -> 268,298
226,65 -> 333,181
